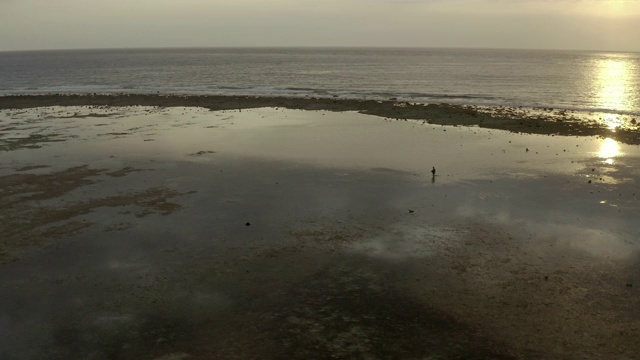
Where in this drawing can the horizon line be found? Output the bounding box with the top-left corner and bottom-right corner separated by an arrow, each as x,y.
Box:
1,45 -> 638,55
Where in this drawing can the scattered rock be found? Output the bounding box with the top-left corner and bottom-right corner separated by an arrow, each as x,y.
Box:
190,150 -> 216,156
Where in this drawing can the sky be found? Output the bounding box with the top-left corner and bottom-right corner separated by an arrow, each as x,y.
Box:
0,0 -> 639,52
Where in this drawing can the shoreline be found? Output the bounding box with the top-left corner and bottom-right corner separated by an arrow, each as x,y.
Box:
2,93 -> 639,144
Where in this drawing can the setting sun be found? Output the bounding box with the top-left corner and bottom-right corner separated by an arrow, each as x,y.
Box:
597,0 -> 639,16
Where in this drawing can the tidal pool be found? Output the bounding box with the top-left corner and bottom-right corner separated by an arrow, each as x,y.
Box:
1,106 -> 639,359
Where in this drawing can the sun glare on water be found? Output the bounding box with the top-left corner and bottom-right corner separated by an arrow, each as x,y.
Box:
598,137 -> 622,164
594,56 -> 634,129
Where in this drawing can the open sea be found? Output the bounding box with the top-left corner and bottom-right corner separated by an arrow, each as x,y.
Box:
0,47 -> 639,116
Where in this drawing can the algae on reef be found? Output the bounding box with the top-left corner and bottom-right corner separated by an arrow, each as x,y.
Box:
0,165 -> 189,264
0,133 -> 67,151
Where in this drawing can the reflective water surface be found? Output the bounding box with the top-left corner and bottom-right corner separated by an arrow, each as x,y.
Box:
594,55 -> 637,129
1,107 -> 639,359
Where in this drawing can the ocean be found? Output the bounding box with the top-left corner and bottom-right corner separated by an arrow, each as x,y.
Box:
1,47 -> 639,116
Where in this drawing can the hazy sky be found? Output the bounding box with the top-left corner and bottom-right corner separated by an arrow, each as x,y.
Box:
1,0 -> 639,52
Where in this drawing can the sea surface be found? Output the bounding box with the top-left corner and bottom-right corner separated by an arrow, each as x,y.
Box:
1,47 -> 639,116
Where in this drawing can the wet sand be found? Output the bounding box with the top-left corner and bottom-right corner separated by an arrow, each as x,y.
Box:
1,106 -> 640,359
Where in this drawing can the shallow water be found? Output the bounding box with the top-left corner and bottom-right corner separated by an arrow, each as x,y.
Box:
1,107 -> 639,359
3,106 -> 636,177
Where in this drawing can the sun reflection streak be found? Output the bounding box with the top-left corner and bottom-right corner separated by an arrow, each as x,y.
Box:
594,57 -> 633,130
598,137 -> 622,164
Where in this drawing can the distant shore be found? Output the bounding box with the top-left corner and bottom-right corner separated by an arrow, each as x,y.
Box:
1,94 -> 639,144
